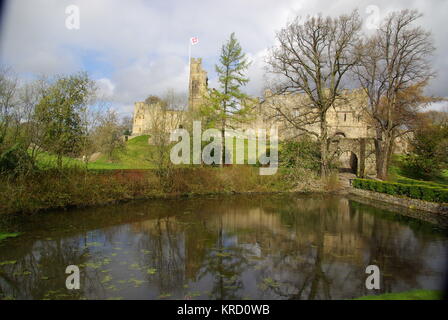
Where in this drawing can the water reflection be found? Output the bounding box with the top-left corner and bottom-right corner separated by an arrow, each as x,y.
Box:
0,194 -> 446,300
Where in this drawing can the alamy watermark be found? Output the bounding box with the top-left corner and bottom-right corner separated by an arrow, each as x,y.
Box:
65,265 -> 80,290
65,5 -> 80,30
365,265 -> 380,290
169,121 -> 278,175
365,5 -> 381,30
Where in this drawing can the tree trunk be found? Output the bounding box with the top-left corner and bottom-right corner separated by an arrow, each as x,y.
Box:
359,138 -> 366,178
320,114 -> 328,177
221,127 -> 225,167
375,130 -> 393,180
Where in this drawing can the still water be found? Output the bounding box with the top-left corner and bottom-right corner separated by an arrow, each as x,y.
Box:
0,194 -> 447,300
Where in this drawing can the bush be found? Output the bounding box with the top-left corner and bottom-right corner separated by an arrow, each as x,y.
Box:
279,137 -> 321,172
384,183 -> 398,195
352,178 -> 448,204
0,144 -> 35,176
0,166 -> 296,215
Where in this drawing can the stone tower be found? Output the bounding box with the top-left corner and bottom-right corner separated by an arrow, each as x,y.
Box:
188,58 -> 208,112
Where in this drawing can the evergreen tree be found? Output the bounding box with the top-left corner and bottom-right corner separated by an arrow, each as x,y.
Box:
201,32 -> 252,165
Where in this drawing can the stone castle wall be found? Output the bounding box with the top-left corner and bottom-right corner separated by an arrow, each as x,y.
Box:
131,57 -> 410,176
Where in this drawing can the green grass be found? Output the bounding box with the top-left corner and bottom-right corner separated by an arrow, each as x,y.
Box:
35,151 -> 84,169
33,135 -> 277,170
33,135 -> 156,170
355,290 -> 443,300
88,135 -> 156,169
389,155 -> 448,187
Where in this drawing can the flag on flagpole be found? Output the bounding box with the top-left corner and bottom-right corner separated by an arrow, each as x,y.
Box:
190,36 -> 199,45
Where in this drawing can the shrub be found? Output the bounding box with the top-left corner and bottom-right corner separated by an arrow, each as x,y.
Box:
384,183 -> 398,196
279,137 -> 321,172
0,144 -> 35,176
352,178 -> 448,204
409,185 -> 422,199
420,187 -> 436,202
0,166 -> 297,215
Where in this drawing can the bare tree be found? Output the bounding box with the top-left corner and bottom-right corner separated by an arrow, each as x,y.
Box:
0,67 -> 19,149
92,109 -> 125,161
17,77 -> 49,161
266,11 -> 362,176
355,9 -> 436,179
146,90 -> 185,174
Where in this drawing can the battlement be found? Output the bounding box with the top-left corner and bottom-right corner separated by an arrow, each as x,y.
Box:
190,57 -> 202,64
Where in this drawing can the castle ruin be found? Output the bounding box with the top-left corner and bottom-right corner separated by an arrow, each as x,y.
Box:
132,57 -> 409,176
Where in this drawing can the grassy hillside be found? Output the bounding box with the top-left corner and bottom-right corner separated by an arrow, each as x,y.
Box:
389,155 -> 448,187
88,135 -> 155,169
34,135 -> 155,170
34,134 -> 277,170
35,151 -> 84,169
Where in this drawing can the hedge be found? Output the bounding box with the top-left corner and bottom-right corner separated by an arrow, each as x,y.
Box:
352,178 -> 448,204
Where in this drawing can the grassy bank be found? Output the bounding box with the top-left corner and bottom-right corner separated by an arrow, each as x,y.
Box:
355,290 -> 443,300
1,134 -> 335,215
389,155 -> 448,187
0,166 -> 325,215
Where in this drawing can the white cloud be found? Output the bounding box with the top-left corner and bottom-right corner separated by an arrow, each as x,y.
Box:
0,0 -> 447,117
96,78 -> 115,99
427,100 -> 448,112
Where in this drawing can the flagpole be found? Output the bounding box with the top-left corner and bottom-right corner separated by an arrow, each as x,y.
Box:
188,40 -> 191,70
188,39 -> 191,104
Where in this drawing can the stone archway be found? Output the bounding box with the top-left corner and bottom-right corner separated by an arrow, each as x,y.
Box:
349,152 -> 358,174
338,150 -> 358,174
332,137 -> 376,177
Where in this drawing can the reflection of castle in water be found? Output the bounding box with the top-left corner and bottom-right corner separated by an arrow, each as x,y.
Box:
133,198 -> 371,261
1,195 -> 444,300
130,196 -> 439,299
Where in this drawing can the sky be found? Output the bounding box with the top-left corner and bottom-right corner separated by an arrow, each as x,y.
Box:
0,0 -> 447,117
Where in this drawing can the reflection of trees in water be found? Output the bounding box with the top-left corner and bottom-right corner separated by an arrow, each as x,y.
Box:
197,217 -> 249,300
0,236 -> 105,299
253,205 -> 334,300
233,197 -> 444,299
135,216 -> 186,295
0,194 -> 445,300
351,203 -> 435,295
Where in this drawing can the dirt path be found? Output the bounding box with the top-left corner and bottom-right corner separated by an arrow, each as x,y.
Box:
338,172 -> 357,194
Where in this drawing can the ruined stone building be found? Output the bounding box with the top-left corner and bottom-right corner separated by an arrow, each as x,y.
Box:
132,57 -> 409,176
188,58 -> 208,113
132,58 -> 207,137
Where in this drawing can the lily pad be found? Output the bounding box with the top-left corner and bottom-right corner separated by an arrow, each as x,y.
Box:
147,268 -> 157,275
101,275 -> 112,283
0,260 -> 17,266
0,232 -> 21,242
86,242 -> 102,247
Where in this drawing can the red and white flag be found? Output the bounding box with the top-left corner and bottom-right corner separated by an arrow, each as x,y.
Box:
190,36 -> 199,45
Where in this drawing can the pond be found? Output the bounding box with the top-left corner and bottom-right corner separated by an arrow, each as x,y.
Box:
0,194 -> 447,300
